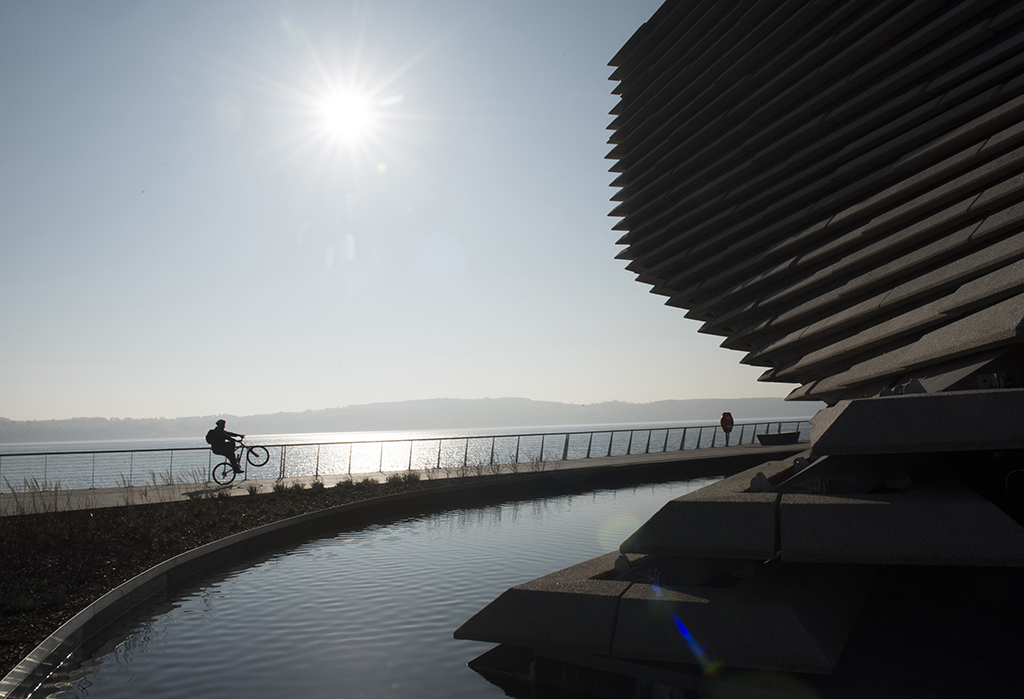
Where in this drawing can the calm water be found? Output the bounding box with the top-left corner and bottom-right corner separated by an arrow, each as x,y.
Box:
39,477 -> 719,698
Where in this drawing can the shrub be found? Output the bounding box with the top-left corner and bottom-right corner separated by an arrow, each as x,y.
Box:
334,478 -> 354,489
289,481 -> 306,493
403,472 -> 421,484
309,479 -> 325,493
386,473 -> 405,485
272,481 -> 288,494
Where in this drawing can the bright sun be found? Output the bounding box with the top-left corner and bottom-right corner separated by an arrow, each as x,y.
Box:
319,91 -> 373,143
239,21 -> 433,179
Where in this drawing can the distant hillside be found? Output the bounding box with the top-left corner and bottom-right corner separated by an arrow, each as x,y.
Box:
0,397 -> 821,444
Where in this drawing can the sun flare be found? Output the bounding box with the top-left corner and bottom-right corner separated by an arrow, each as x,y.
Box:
217,12 -> 446,191
318,91 -> 374,143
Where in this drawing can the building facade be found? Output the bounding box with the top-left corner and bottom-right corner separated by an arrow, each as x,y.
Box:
608,0 -> 1024,405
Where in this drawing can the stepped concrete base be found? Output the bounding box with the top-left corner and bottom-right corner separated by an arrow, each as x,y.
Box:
810,389 -> 1024,456
781,479 -> 1024,565
621,454 -> 1024,567
460,449 -> 1024,686
618,454 -> 797,558
613,562 -> 875,674
456,551 -> 875,675
454,553 -> 630,655
470,562 -> 1024,699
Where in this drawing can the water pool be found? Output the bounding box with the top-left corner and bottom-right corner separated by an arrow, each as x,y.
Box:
39,477 -> 719,698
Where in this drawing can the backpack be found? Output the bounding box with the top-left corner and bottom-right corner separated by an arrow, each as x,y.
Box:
205,429 -> 217,446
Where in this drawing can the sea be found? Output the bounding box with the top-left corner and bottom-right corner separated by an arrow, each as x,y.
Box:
0,417 -> 812,493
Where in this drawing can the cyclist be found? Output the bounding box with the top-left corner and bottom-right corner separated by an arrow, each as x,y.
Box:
206,419 -> 245,474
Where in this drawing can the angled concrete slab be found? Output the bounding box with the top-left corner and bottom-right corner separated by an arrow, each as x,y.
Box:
810,389 -> 1024,456
619,456 -> 800,559
453,553 -> 630,656
612,561 -> 875,674
780,479 -> 1024,565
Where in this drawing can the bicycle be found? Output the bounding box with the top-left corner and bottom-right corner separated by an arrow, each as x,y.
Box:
211,441 -> 270,485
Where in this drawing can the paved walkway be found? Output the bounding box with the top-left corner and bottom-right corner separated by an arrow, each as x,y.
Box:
0,442 -> 806,516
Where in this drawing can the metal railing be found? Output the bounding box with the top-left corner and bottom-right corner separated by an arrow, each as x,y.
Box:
0,420 -> 810,493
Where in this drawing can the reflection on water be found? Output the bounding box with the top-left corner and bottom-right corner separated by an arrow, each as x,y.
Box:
40,478 -> 719,699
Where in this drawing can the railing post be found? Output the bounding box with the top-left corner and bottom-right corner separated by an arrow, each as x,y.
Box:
92,453 -> 96,489
515,436 -> 521,464
626,431 -> 634,455
561,434 -> 570,461
316,444 -> 321,479
280,446 -> 287,480
349,443 -> 354,475
713,426 -> 719,447
409,442 -> 414,471
697,427 -> 704,448
379,443 -> 384,472
679,428 -> 686,450
539,434 -> 545,461
463,439 -> 469,469
644,431 -> 652,454
490,437 -> 496,466
44,454 -> 47,484
586,433 -> 593,458
436,440 -> 442,469
169,451 -> 174,484
607,432 -> 613,457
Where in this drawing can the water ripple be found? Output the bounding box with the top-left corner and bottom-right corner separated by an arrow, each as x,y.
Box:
42,478 -> 716,698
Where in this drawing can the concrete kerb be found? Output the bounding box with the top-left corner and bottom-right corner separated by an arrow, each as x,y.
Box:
0,444 -> 804,698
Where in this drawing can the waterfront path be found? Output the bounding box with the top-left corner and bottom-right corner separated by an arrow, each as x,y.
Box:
0,442 -> 804,516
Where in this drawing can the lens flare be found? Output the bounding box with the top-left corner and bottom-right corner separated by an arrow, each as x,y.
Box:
651,583 -> 724,677
597,513 -> 640,551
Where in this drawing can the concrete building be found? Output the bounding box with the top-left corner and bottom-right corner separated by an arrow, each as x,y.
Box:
457,2 -> 1024,696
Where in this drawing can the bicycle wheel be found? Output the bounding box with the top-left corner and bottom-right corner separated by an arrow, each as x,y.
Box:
247,445 -> 270,467
212,461 -> 237,485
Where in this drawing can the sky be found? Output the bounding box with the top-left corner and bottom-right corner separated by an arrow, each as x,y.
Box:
0,1 -> 794,422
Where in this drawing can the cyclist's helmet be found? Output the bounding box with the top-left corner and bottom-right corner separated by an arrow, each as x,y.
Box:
216,419 -> 226,426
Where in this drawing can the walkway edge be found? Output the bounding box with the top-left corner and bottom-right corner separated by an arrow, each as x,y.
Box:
0,446 -> 802,698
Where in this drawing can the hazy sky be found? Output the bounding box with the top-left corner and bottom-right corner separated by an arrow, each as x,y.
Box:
1,1 -> 792,421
